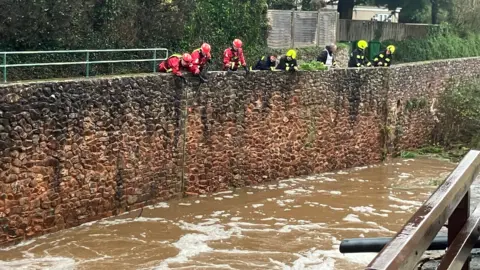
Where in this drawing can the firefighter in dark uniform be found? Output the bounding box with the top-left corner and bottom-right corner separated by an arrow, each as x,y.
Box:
276,50 -> 298,71
348,40 -> 371,68
373,45 -> 396,67
253,55 -> 277,71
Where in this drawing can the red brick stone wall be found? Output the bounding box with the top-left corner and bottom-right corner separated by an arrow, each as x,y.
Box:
386,58 -> 480,154
1,57 -> 480,245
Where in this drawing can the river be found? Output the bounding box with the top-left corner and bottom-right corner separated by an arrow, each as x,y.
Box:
0,157 -> 456,270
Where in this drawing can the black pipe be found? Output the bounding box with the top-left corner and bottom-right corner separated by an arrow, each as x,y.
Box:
339,236 -> 472,253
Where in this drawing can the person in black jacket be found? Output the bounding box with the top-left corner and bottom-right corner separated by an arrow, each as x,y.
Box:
253,55 -> 277,71
348,40 -> 371,68
276,49 -> 298,71
317,44 -> 337,67
373,45 -> 396,67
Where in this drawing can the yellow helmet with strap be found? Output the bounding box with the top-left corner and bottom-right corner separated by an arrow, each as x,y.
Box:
387,45 -> 396,54
357,40 -> 368,50
286,49 -> 297,59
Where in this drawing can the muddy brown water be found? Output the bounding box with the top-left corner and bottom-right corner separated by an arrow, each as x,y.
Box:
0,158 -> 456,270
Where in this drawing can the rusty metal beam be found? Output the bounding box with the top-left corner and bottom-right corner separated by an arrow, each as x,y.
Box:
366,150 -> 480,270
437,202 -> 480,270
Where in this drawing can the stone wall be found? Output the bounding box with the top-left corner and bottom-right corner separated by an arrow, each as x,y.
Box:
1,57 -> 480,245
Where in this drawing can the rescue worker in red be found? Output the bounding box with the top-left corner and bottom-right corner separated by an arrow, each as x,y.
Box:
158,53 -> 193,77
223,39 -> 248,72
190,43 -> 211,82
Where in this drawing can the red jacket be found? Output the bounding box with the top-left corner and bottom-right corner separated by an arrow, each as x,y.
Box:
190,49 -> 211,74
223,47 -> 246,69
158,54 -> 191,76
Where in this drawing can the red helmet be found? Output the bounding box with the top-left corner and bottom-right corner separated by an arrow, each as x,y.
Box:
182,53 -> 192,63
201,43 -> 211,55
233,39 -> 243,48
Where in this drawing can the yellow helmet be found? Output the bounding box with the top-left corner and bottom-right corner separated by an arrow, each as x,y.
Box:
387,45 -> 396,54
357,40 -> 368,50
286,49 -> 297,59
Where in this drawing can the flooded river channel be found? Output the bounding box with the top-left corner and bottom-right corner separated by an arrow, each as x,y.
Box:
0,158 -> 456,270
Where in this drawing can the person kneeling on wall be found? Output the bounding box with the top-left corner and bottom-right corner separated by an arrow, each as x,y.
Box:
276,49 -> 298,72
253,54 -> 278,71
158,53 -> 193,79
348,40 -> 371,68
223,39 -> 248,73
372,45 -> 395,67
317,44 -> 337,68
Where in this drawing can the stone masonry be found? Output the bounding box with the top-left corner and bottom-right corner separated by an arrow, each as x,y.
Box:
1,57 -> 480,246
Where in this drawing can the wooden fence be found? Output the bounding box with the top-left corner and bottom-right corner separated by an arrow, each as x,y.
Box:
267,10 -> 338,49
337,19 -> 434,41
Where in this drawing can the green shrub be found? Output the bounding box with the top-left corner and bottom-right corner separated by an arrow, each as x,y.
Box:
299,61 -> 327,71
382,23 -> 480,64
433,77 -> 480,149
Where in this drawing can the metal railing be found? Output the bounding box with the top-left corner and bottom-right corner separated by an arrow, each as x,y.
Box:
0,48 -> 169,83
351,150 -> 480,270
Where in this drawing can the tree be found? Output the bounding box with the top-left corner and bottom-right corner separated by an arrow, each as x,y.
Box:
267,0 -> 297,9
431,0 -> 439,24
337,0 -> 355,19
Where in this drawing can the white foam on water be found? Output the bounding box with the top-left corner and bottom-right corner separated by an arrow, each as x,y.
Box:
199,194 -> 208,198
213,190 -> 233,196
389,204 -> 415,211
270,252 -> 335,270
261,217 -> 288,222
195,215 -> 203,219
343,214 -> 362,223
194,200 -> 200,204
178,203 -> 191,206
284,188 -> 313,195
223,195 -> 234,199
354,166 -> 369,171
230,217 -> 242,221
146,202 -> 170,209
316,249 -> 377,265
155,221 -> 242,269
0,256 -> 77,270
337,171 -> 349,175
277,199 -> 295,207
380,209 -> 393,213
329,206 -> 344,211
278,183 -> 291,189
213,248 -> 284,255
349,206 -> 388,217
81,217 -> 167,227
319,177 -> 337,182
278,223 -> 326,233
214,197 -> 223,201
210,211 -> 225,217
227,222 -> 270,228
330,191 -> 342,195
246,192 -> 254,195
388,196 -> 422,206
399,173 -> 413,179
0,239 -> 36,251
252,204 -> 264,208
